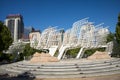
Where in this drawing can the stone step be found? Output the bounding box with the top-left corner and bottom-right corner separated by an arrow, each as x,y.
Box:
39,61 -> 120,69
80,67 -> 120,74
32,71 -> 80,75
35,67 -> 120,74
6,67 -> 120,79
7,66 -> 78,71
7,63 -> 120,72
10,60 -> 120,70
35,70 -> 120,78
80,64 -> 120,71
6,68 -> 23,73
6,64 -> 120,76
1,58 -> 120,78
14,58 -> 120,66
15,58 -> 120,66
5,59 -> 120,73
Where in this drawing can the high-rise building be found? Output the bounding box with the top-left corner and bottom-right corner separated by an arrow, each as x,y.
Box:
5,14 -> 24,42
24,26 -> 35,40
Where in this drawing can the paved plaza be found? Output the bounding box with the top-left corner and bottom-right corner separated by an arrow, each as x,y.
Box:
0,58 -> 120,79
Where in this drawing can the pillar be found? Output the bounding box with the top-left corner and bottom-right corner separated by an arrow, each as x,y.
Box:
5,19 -> 9,27
14,18 -> 19,42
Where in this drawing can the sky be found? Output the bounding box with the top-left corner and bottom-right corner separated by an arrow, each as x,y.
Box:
0,0 -> 120,32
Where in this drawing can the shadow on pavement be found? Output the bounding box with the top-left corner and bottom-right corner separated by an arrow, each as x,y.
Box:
0,71 -> 35,80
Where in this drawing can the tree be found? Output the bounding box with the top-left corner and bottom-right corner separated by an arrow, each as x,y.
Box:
23,43 -> 35,57
66,47 -> 80,58
21,43 -> 43,60
115,13 -> 120,44
8,42 -> 26,54
83,48 -> 105,58
0,21 -> 13,53
112,13 -> 120,57
106,32 -> 114,43
0,21 -> 13,62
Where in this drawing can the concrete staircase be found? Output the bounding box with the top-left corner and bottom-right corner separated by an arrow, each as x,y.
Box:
0,58 -> 120,78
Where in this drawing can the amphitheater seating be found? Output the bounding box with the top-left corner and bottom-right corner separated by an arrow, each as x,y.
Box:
0,58 -> 120,78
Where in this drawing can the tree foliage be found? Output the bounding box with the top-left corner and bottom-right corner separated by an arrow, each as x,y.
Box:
0,53 -> 14,63
54,49 -> 59,57
23,43 -> 37,56
66,47 -> 81,58
115,13 -> 120,44
83,48 -> 106,58
21,43 -> 48,60
106,32 -> 114,43
0,21 -> 13,63
0,21 -> 13,53
8,42 -> 26,54
112,13 -> 120,57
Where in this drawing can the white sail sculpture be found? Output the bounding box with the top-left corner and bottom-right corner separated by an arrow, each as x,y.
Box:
29,18 -> 109,59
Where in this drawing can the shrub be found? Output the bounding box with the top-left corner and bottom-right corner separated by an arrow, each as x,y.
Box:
66,47 -> 81,58
83,47 -> 106,58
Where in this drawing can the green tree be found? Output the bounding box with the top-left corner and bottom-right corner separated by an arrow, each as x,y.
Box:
0,21 -> 13,53
112,13 -> 120,57
8,42 -> 26,54
106,32 -> 114,43
83,48 -> 105,58
115,13 -> 120,44
66,47 -> 81,58
0,21 -> 13,62
23,43 -> 35,57
21,43 -> 42,60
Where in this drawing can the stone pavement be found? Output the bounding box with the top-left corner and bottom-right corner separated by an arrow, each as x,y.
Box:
0,58 -> 120,79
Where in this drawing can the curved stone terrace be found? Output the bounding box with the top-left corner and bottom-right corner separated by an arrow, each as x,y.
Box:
0,58 -> 120,79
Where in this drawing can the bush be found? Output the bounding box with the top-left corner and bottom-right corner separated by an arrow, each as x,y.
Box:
23,44 -> 41,56
83,47 -> 106,58
111,42 -> 120,58
20,43 -> 49,61
54,49 -> 59,57
66,47 -> 81,58
0,53 -> 15,63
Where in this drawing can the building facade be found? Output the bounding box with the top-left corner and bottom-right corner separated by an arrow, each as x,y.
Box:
24,26 -> 35,40
5,14 -> 24,42
29,30 -> 41,48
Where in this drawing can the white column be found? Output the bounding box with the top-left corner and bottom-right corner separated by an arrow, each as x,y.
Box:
5,19 -> 9,27
14,18 -> 19,42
